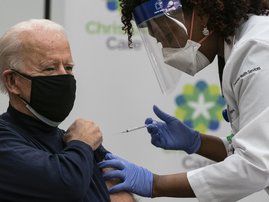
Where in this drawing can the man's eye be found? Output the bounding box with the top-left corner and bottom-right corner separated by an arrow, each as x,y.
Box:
45,67 -> 55,71
65,66 -> 73,71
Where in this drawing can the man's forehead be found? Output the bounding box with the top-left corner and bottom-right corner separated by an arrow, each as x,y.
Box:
21,43 -> 73,68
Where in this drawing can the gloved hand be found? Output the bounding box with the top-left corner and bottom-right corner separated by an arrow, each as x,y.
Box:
98,153 -> 153,197
145,105 -> 201,154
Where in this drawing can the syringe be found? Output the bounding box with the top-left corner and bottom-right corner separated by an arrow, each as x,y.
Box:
120,125 -> 147,133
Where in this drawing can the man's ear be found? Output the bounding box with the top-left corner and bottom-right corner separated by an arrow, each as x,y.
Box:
2,69 -> 20,94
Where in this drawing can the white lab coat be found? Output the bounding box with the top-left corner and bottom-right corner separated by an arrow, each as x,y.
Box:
187,15 -> 269,202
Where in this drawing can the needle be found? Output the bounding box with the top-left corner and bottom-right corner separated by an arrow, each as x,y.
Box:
120,125 -> 147,133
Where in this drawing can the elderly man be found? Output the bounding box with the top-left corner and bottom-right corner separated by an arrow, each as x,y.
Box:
0,19 -> 135,202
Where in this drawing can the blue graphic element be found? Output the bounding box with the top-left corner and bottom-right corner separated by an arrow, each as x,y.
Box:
196,80 -> 207,91
106,0 -> 119,11
175,95 -> 185,106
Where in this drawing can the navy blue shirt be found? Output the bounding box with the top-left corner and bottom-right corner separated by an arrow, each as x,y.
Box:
0,105 -> 110,202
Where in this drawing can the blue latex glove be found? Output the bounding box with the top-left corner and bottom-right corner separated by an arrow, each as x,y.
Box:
145,105 -> 201,154
98,153 -> 153,197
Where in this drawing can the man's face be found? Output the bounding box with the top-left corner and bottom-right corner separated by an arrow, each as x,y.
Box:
14,30 -> 74,103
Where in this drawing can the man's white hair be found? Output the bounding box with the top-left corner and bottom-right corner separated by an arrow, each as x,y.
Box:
0,19 -> 65,93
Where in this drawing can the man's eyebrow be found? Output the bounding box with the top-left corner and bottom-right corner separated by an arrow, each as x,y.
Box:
39,60 -> 56,67
66,62 -> 75,66
39,61 -> 75,67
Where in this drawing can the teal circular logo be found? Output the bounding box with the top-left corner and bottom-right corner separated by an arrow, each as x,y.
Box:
175,80 -> 226,133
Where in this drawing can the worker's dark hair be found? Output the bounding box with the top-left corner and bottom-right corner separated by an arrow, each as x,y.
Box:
119,0 -> 269,47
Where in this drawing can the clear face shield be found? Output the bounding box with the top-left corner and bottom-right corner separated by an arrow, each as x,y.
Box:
133,0 -> 211,94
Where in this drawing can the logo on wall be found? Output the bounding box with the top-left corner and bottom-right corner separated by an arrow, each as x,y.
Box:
106,0 -> 119,12
85,0 -> 143,50
175,80 -> 225,133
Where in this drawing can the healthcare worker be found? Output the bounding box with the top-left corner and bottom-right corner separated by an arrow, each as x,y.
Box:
98,0 -> 269,201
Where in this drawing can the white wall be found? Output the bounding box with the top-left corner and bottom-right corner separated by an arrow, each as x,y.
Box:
0,0 -> 43,111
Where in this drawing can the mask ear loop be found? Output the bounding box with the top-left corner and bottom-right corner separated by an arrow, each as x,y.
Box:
10,69 -> 31,104
198,30 -> 213,44
189,8 -> 213,44
189,9 -> 195,40
11,69 -> 32,80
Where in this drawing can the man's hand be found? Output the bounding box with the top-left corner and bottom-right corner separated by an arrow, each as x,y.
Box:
64,118 -> 103,150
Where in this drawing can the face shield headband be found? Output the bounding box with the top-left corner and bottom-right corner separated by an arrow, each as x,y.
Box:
132,0 -> 186,94
133,0 -> 186,31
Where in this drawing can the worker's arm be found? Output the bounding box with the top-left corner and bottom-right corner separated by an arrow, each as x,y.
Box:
152,173 -> 194,198
196,134 -> 227,162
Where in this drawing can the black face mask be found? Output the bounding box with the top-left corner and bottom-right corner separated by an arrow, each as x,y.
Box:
12,69 -> 76,126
